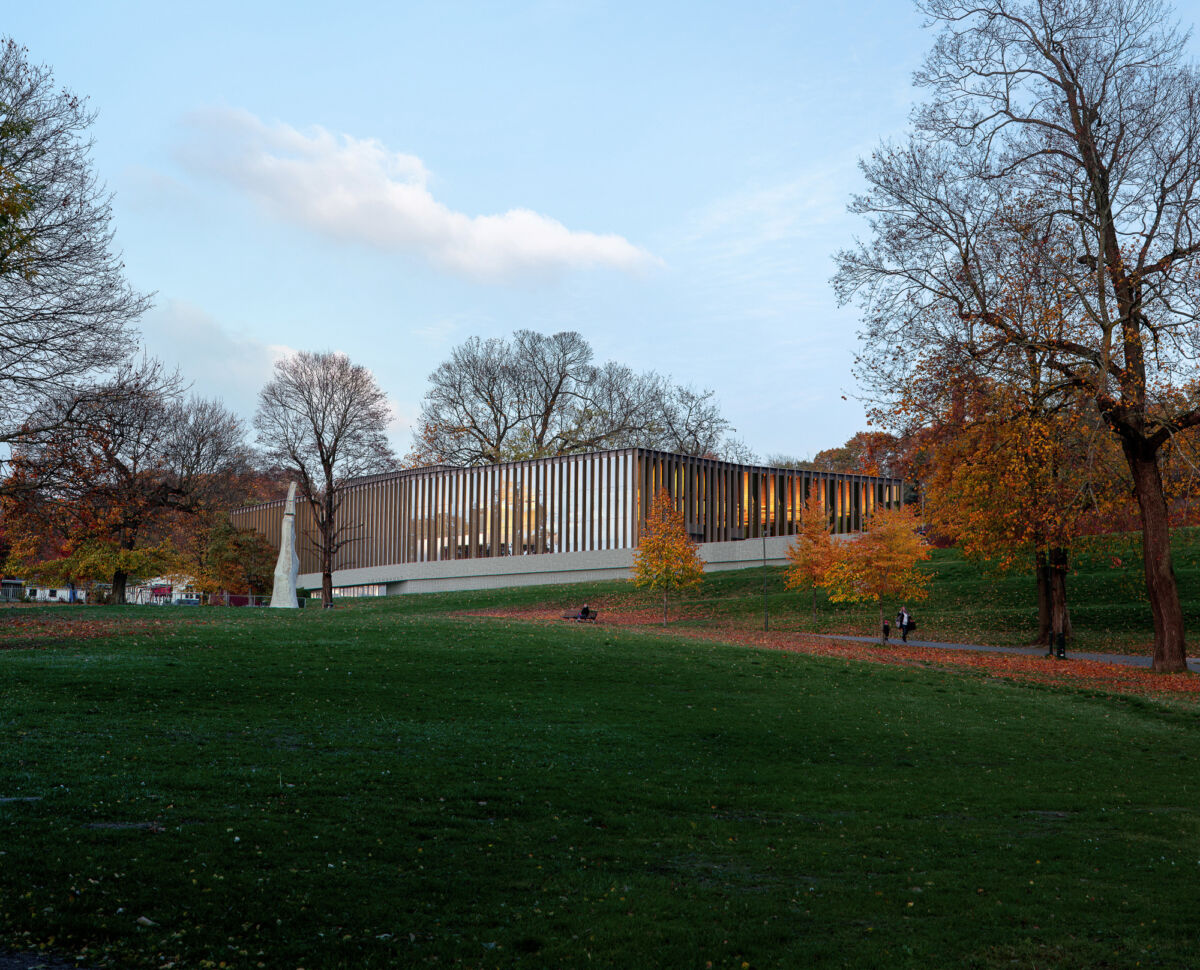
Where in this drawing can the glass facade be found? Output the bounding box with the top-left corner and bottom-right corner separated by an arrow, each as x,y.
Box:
231,448 -> 903,577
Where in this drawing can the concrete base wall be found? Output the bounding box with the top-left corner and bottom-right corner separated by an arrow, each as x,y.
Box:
299,534 -> 836,597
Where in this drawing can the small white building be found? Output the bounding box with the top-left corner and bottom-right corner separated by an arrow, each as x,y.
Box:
28,585 -> 89,604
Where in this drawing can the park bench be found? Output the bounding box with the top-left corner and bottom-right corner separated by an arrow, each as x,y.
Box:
562,607 -> 599,623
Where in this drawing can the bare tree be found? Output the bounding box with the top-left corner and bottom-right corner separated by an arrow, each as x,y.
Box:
254,351 -> 397,607
836,0 -> 1200,671
646,384 -> 737,457
412,329 -> 742,464
0,39 -> 149,479
511,329 -> 597,455
415,336 -> 518,465
162,395 -> 255,508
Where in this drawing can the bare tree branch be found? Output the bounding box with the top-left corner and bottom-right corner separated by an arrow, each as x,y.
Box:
412,330 -> 744,464
0,39 -> 149,472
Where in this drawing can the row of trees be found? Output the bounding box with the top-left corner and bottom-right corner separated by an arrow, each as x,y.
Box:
408,329 -> 752,466
1,358 -> 278,602
837,0 -> 1200,672
0,346 -> 399,607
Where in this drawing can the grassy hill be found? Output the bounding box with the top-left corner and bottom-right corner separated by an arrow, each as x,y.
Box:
1,535 -> 1198,968
371,528 -> 1200,654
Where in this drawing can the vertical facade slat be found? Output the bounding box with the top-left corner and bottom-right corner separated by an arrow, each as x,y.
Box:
589,456 -> 597,552
426,472 -> 433,561
563,454 -> 570,552
421,473 -> 429,561
500,462 -> 506,555
576,454 -> 583,553
465,470 -> 474,559
513,462 -> 520,555
449,471 -> 458,559
437,470 -> 445,560
603,452 -> 611,551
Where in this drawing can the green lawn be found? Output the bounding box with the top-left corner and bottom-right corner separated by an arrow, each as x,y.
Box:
2,597 -> 1199,969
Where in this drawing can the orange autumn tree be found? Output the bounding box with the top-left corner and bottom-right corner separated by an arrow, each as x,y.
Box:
632,487 -> 704,626
812,430 -> 903,477
821,506 -> 930,641
921,381 -> 1129,649
784,495 -> 835,619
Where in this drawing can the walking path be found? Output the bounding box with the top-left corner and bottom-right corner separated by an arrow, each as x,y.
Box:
823,633 -> 1200,671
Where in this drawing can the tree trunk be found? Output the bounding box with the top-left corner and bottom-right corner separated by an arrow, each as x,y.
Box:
1036,548 -> 1073,646
321,490 -> 336,609
662,587 -> 669,626
1035,551 -> 1051,646
1048,546 -> 1070,656
811,584 -> 818,621
1122,441 -> 1188,672
111,569 -> 128,605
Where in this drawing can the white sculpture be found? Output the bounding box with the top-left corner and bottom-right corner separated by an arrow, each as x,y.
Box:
269,482 -> 300,608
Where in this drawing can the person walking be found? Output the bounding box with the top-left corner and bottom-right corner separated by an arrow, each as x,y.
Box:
897,606 -> 911,643
882,616 -> 890,644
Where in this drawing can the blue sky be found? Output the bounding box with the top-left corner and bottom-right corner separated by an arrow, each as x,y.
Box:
13,1 -> 1170,461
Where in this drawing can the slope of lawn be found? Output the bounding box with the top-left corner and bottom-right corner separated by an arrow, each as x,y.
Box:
1,597 -> 1199,969
359,527 -> 1200,654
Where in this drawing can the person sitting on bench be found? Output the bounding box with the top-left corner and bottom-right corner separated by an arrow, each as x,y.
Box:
562,604 -> 598,622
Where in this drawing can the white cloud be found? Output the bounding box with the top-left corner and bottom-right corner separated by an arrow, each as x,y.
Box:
176,108 -> 660,282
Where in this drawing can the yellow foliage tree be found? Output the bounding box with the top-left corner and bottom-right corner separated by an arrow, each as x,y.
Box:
821,506 -> 930,641
20,539 -> 181,593
632,488 -> 705,625
784,495 -> 834,619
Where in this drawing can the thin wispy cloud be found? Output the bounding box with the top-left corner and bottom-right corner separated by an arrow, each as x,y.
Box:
682,164 -> 851,254
661,161 -> 865,328
177,108 -> 660,283
411,315 -> 467,347
138,300 -> 296,422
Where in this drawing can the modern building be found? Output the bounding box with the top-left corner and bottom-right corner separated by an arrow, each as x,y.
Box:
231,448 -> 903,596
